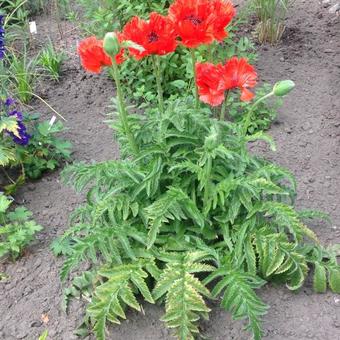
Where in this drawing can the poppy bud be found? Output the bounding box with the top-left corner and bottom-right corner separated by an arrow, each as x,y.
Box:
122,40 -> 146,53
273,80 -> 295,97
103,32 -> 120,58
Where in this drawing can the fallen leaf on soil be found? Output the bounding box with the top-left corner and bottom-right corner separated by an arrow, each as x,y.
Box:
41,314 -> 49,324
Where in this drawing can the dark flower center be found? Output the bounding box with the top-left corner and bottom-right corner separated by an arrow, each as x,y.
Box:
185,15 -> 202,26
148,32 -> 159,43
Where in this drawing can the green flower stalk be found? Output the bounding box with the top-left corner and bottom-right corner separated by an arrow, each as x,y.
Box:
104,33 -> 139,155
220,90 -> 230,121
190,49 -> 199,110
242,80 -> 295,135
111,59 -> 139,155
152,55 -> 164,117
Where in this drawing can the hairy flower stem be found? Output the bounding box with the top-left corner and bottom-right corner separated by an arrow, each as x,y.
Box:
207,43 -> 215,63
220,91 -> 230,121
243,91 -> 274,135
111,59 -> 139,155
152,55 -> 164,117
190,49 -> 199,109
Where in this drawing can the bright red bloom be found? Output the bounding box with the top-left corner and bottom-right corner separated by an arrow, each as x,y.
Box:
77,36 -> 124,74
222,57 -> 257,101
211,0 -> 236,41
168,0 -> 216,48
196,57 -> 257,106
78,37 -> 111,73
122,12 -> 177,60
196,62 -> 225,106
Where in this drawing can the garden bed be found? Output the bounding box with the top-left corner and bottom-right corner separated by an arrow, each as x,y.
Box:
0,0 -> 339,339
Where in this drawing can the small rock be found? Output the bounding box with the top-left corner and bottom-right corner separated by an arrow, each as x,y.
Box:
329,3 -> 340,13
16,329 -> 28,339
27,184 -> 36,191
334,319 -> 340,328
334,297 -> 340,306
279,57 -> 285,62
322,0 -> 331,7
48,329 -> 57,337
324,48 -> 335,53
30,321 -> 42,328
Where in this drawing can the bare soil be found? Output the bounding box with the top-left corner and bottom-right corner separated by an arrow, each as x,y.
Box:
0,1 -> 339,339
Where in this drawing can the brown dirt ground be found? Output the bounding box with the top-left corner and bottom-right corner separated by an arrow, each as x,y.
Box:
0,1 -> 339,339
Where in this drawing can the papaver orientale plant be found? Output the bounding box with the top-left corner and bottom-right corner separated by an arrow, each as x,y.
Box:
55,1 -> 340,340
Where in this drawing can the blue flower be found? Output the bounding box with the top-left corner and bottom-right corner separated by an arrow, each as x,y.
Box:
8,109 -> 23,121
9,120 -> 31,146
0,14 -> 5,60
2,97 -> 31,146
5,98 -> 15,107
8,121 -> 31,146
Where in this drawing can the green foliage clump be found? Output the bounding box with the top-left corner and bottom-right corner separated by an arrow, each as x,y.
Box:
228,84 -> 282,134
119,34 -> 257,106
56,95 -> 340,340
252,0 -> 293,44
6,51 -> 38,104
38,41 -> 66,82
76,0 -> 170,37
0,107 -> 72,194
0,193 -> 42,260
17,116 -> 72,179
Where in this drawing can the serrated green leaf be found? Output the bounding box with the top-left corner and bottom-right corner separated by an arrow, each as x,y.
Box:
329,269 -> 340,293
313,263 -> 327,293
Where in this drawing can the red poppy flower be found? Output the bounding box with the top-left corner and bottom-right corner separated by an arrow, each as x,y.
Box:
78,36 -> 124,74
196,62 -> 225,106
78,37 -> 111,73
211,0 -> 236,41
222,57 -> 257,101
122,12 -> 177,60
196,58 -> 257,106
168,0 -> 216,48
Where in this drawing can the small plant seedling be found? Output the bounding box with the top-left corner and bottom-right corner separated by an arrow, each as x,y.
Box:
8,51 -> 38,103
0,193 -> 42,260
38,41 -> 66,81
38,330 -> 48,340
252,0 -> 293,44
20,118 -> 72,179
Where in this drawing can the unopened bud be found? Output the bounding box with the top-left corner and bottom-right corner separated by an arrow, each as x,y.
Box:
103,32 -> 120,57
122,40 -> 145,52
273,80 -> 295,97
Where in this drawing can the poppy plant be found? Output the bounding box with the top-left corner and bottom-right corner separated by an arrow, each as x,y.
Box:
122,12 -> 177,60
77,36 -> 124,74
